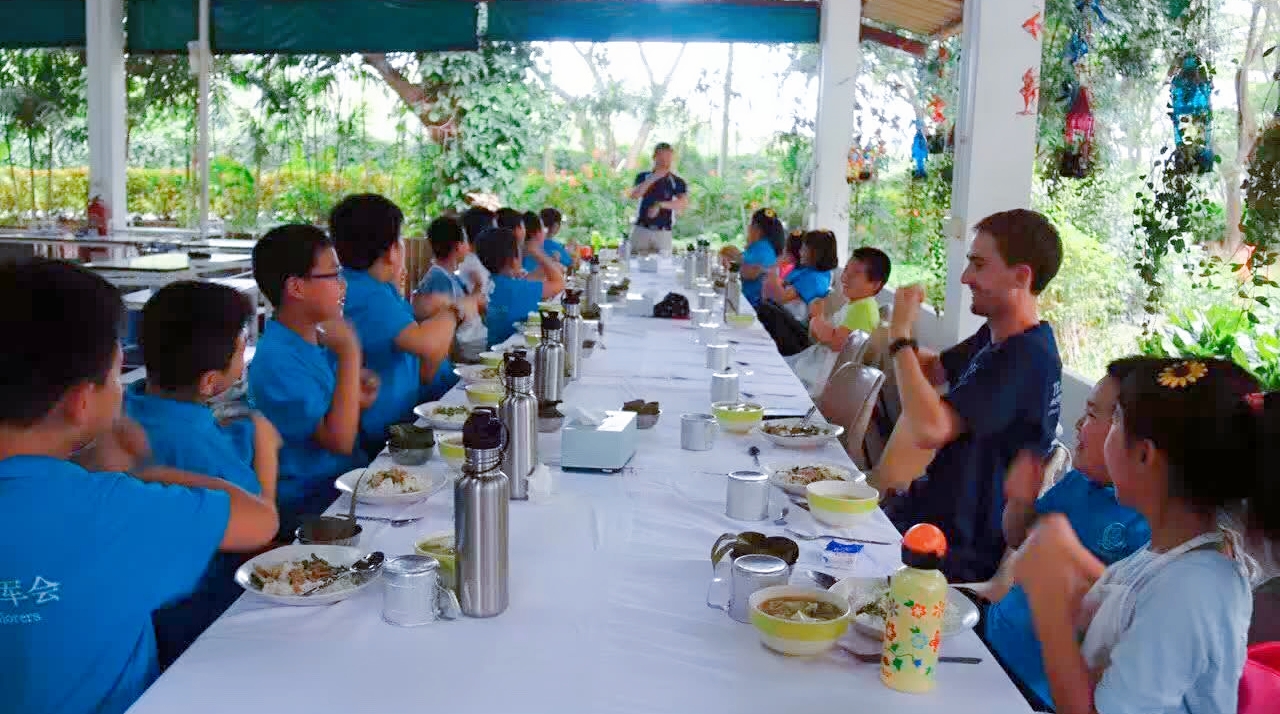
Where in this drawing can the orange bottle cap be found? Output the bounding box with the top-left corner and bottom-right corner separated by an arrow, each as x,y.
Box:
903,523 -> 947,558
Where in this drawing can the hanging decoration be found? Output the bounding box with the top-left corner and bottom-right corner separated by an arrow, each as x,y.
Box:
1018,68 -> 1039,115
921,42 -> 957,156
1059,87 -> 1095,178
846,136 -> 884,184
1240,61 -> 1280,254
927,95 -> 947,124
1076,0 -> 1108,23
1022,11 -> 1043,39
911,121 -> 929,179
1169,54 -> 1216,174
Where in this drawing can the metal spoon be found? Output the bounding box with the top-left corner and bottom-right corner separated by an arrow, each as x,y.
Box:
299,551 -> 384,596
798,405 -> 819,429
804,569 -> 838,589
352,514 -> 423,527
785,527 -> 893,546
748,445 -> 762,470
773,507 -> 789,526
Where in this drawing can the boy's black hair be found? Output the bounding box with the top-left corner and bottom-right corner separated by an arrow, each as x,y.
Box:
804,230 -> 840,272
0,259 -> 123,426
522,211 -> 544,239
474,227 -> 520,275
461,207 -> 496,244
427,216 -> 467,260
142,281 -> 254,391
540,208 -> 562,232
329,193 -> 404,271
253,224 -> 333,308
653,142 -> 674,154
496,208 -> 524,232
851,247 -> 892,287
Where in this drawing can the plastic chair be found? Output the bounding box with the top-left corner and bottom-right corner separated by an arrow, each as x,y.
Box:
817,363 -> 886,471
1040,442 -> 1073,497
1239,642 -> 1280,714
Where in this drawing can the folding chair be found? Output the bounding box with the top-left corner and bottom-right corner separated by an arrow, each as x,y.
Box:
816,363 -> 886,471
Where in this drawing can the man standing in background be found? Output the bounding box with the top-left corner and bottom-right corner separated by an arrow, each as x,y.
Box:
626,142 -> 689,255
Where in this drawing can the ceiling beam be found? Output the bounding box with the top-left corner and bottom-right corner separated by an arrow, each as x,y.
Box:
860,22 -> 927,56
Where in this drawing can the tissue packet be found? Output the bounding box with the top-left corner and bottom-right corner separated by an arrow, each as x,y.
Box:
821,541 -> 863,571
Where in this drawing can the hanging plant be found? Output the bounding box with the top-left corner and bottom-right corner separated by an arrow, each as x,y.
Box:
1242,117 -> 1280,267
1059,86 -> 1096,179
1132,146 -> 1219,312
1168,53 -> 1216,175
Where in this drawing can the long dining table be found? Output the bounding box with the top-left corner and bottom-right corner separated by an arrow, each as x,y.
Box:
127,258 -> 1034,714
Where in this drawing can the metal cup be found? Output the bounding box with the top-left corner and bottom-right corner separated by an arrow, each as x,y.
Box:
725,470 -> 771,521
705,342 -> 732,372
680,412 -> 718,451
690,307 -> 711,328
697,291 -> 718,311
711,371 -> 740,404
382,555 -> 461,627
706,553 -> 791,623
697,322 -> 722,345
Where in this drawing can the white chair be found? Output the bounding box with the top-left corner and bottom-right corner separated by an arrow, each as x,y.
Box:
817,363 -> 886,471
1040,441 -> 1072,497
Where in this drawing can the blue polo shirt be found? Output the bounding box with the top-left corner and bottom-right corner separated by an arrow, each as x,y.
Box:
414,264 -> 467,298
0,456 -> 229,714
486,273 -> 543,348
634,171 -> 688,230
884,322 -> 1062,583
544,238 -> 574,268
342,269 -> 422,448
248,320 -> 366,527
124,387 -> 261,666
785,266 -> 833,305
741,239 -> 778,307
985,469 -> 1150,709
521,253 -> 540,275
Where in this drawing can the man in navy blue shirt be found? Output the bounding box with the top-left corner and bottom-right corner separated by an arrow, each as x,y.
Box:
874,209 -> 1064,584
627,142 -> 688,255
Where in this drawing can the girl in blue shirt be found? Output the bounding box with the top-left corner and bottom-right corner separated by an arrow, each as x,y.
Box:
765,229 -> 837,323
540,207 -> 576,269
476,227 -> 565,348
725,208 -> 784,307
1017,357 -> 1273,714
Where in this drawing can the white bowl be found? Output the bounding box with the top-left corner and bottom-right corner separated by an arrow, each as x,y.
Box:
333,462 -> 448,506
413,401 -> 470,430
828,576 -> 980,640
755,418 -> 845,449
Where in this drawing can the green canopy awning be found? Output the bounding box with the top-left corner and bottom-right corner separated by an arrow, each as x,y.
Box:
486,0 -> 820,44
0,0 -> 86,48
127,0 -> 480,53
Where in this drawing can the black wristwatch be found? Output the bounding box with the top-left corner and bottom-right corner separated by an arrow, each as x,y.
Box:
888,338 -> 919,358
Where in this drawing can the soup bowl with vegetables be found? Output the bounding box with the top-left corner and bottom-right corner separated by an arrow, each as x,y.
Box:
748,585 -> 850,656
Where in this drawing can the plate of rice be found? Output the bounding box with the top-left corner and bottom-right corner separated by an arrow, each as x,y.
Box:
334,464 -> 448,505
235,545 -> 377,606
828,576 -> 979,640
413,401 -> 471,430
755,418 -> 845,449
767,460 -> 863,496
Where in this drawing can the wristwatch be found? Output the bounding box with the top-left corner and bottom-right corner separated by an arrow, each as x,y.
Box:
888,338 -> 919,358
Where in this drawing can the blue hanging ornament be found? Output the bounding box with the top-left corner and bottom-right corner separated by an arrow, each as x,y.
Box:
1065,31 -> 1090,65
1075,0 -> 1109,24
911,122 -> 928,179
1169,54 -> 1216,174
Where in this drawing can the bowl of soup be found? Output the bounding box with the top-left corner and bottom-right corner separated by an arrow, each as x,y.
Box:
464,381 -> 504,407
711,401 -> 764,434
438,433 -> 465,471
748,585 -> 850,656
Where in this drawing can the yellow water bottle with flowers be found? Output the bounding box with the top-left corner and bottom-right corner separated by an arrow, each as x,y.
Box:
881,523 -> 948,693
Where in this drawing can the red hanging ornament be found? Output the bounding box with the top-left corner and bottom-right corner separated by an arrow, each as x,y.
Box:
1063,87 -> 1095,146
1017,69 -> 1039,115
928,95 -> 947,124
1022,12 -> 1044,39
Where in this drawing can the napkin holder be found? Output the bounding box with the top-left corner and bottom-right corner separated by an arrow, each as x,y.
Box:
625,293 -> 655,317
560,410 -> 637,473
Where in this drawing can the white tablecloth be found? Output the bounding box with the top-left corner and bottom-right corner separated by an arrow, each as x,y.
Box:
127,261 -> 1033,714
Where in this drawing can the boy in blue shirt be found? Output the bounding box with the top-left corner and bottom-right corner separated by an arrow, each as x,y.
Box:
248,225 -> 379,539
126,280 -> 282,667
330,195 -> 468,456
539,207 -> 576,269
0,259 -> 277,714
521,211 -> 551,276
959,357 -> 1150,712
414,215 -> 473,311
476,227 -> 565,348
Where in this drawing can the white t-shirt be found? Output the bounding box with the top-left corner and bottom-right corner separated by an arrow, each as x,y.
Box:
1088,546 -> 1251,714
458,253 -> 492,296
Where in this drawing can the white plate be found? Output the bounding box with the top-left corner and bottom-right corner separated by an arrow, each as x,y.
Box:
454,364 -> 502,384
235,545 -> 376,606
765,459 -> 864,496
334,465 -> 448,506
829,576 -> 979,639
413,401 -> 471,430
755,419 -> 845,448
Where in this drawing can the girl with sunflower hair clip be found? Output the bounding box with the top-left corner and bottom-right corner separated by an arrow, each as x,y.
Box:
1014,356 -> 1280,714
719,208 -> 786,308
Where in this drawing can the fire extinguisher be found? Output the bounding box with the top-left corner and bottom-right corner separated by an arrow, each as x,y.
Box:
87,195 -> 109,236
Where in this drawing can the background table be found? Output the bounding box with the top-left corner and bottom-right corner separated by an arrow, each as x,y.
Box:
127,259 -> 1032,714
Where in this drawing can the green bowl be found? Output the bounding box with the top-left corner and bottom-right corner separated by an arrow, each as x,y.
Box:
537,301 -> 562,314
525,331 -> 542,346
478,351 -> 503,367
414,531 -> 457,590
711,401 -> 765,434
727,313 -> 755,328
748,585 -> 850,656
805,480 -> 879,528
438,434 -> 465,470
464,380 -> 503,407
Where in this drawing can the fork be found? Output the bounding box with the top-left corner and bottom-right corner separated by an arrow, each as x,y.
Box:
352,515 -> 423,527
784,527 -> 892,546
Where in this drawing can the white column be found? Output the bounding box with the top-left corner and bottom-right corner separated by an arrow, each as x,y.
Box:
86,0 -> 128,230
192,0 -> 211,238
943,0 -> 1044,344
810,0 -> 862,264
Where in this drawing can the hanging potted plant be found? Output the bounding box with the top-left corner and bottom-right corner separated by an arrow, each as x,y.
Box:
1059,87 -> 1095,179
1169,53 -> 1216,175
1242,113 -> 1280,254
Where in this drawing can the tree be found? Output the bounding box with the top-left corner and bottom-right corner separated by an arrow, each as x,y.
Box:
0,50 -> 85,217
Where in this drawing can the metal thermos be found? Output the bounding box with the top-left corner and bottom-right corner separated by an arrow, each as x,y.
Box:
499,351 -> 537,501
724,262 -> 741,319
585,257 -> 603,310
618,233 -> 631,270
561,290 -> 584,382
694,240 -> 710,279
534,311 -> 566,404
683,249 -> 698,289
454,408 -> 509,618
